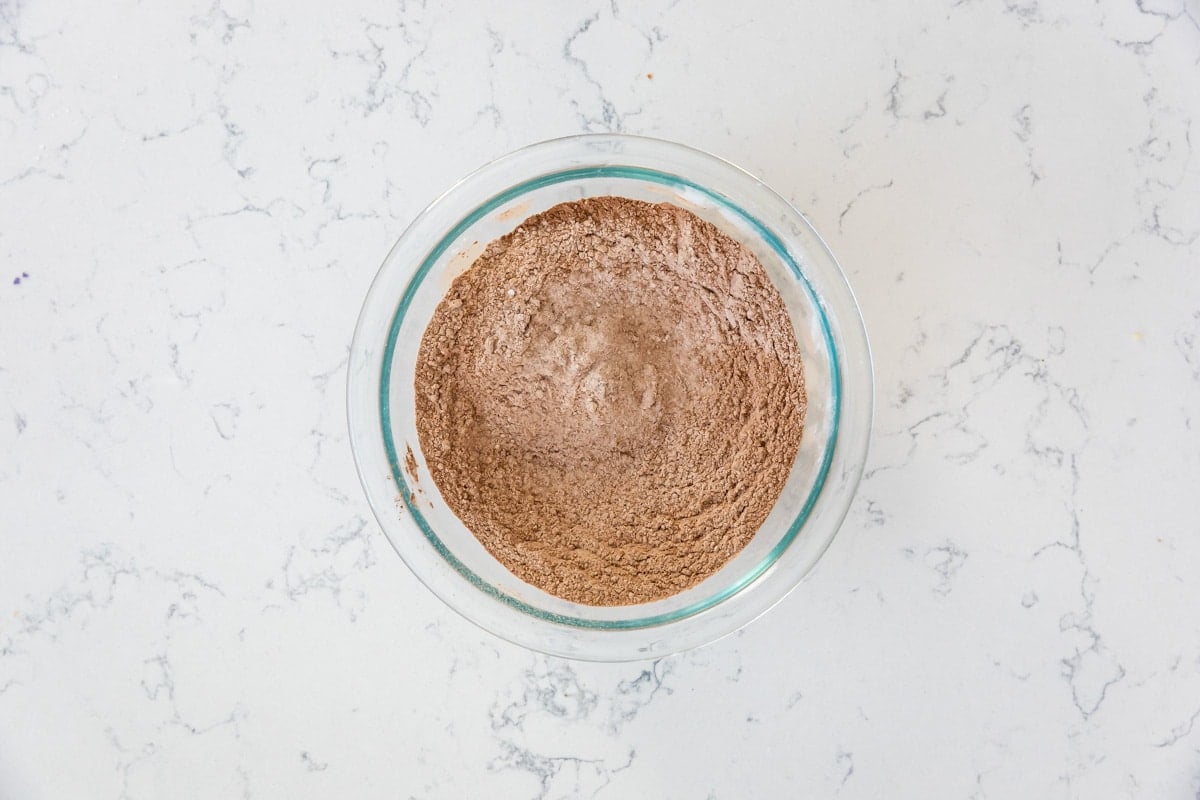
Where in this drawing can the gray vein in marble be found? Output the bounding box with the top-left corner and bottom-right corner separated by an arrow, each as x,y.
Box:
924,88 -> 949,120
1055,238 -> 1120,279
925,542 -> 969,595
609,658 -> 674,731
1133,0 -> 1200,38
474,24 -> 506,129
209,402 -> 240,440
838,179 -> 894,233
562,13 -> 640,133
869,321 -> 1134,720
489,741 -> 635,800
884,60 -> 906,119
863,499 -> 887,527
106,727 -> 159,800
491,660 -> 599,731
189,0 -> 250,46
836,749 -> 855,789
331,14 -> 436,123
1002,0 -> 1043,26
0,165 -> 65,188
1154,705 -> 1200,748
1178,311 -> 1200,380
300,751 -> 329,772
276,516 -> 375,621
480,655 -> 685,797
838,102 -> 870,136
1013,104 -> 1041,184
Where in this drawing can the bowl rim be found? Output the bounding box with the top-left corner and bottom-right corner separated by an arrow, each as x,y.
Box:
348,133 -> 874,660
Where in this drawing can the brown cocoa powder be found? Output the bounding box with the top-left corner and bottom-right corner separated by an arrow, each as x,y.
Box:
414,197 -> 806,605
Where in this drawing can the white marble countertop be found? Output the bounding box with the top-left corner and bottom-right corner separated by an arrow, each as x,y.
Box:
3,0 -> 1199,797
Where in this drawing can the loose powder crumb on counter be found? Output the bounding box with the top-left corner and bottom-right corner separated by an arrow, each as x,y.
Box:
414,197 -> 806,605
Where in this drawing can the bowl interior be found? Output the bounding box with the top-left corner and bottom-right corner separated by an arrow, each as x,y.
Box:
381,167 -> 839,629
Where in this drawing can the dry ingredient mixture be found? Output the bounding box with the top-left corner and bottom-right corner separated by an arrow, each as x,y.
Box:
414,197 -> 806,605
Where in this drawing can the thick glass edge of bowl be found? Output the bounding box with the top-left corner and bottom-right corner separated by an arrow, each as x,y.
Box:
347,135 -> 874,658
347,134 -> 874,661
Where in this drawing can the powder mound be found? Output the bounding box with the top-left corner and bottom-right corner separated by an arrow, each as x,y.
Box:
414,196 -> 806,606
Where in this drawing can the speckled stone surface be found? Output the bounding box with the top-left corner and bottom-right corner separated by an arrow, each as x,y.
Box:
2,1 -> 1199,796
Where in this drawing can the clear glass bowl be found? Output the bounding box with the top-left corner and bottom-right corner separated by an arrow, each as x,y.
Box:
348,135 -> 872,661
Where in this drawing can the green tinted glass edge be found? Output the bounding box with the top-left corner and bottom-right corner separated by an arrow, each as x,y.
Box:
380,166 -> 842,630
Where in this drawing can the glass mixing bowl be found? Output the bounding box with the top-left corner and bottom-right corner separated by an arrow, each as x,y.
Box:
348,135 -> 872,661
